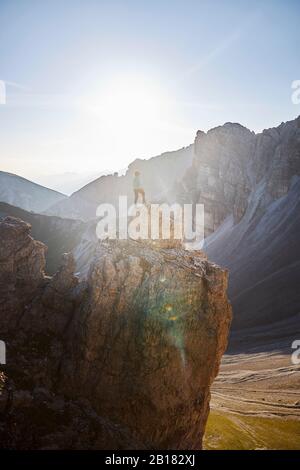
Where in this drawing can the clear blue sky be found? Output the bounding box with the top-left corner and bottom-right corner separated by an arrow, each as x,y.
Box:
0,0 -> 300,184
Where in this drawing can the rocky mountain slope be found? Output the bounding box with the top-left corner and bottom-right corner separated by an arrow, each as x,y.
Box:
0,217 -> 231,449
3,116 -> 299,332
205,176 -> 300,329
0,202 -> 86,275
19,115 -> 300,331
177,117 -> 300,235
0,202 -> 84,274
0,171 -> 66,213
175,116 -> 300,329
45,145 -> 194,220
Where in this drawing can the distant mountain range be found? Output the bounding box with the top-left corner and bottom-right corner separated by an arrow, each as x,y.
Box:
34,170 -> 112,195
1,116 -> 300,330
0,171 -> 66,213
45,145 -> 194,219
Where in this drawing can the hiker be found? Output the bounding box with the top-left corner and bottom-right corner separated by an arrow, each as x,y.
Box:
133,170 -> 146,204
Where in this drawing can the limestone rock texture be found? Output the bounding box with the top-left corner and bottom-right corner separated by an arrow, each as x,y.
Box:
0,217 -> 231,449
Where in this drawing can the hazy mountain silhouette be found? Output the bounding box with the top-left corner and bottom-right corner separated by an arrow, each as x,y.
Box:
45,145 -> 194,220
0,171 -> 66,213
2,116 -> 300,330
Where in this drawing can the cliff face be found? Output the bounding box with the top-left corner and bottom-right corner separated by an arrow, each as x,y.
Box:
190,117 -> 300,329
0,217 -> 231,449
170,117 -> 300,329
192,124 -> 254,233
177,116 -> 300,236
0,217 -> 46,332
0,202 -> 85,274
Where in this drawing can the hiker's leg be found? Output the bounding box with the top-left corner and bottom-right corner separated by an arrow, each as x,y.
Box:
134,189 -> 138,204
138,189 -> 143,203
141,189 -> 146,204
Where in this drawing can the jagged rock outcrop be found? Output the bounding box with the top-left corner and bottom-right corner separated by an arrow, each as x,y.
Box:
0,217 -> 231,449
176,116 -> 300,236
61,241 -> 231,449
171,116 -> 300,329
0,202 -> 85,274
0,217 -> 46,331
176,123 -> 255,235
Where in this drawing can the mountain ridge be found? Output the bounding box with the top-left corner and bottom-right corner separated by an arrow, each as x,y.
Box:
45,144 -> 194,219
2,115 -> 300,330
0,170 -> 67,213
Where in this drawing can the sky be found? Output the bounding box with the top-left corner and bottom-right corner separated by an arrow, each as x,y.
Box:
0,0 -> 300,190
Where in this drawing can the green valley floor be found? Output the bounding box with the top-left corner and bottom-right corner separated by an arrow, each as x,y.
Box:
204,318 -> 300,450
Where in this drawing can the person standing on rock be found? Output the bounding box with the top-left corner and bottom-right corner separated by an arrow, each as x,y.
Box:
133,170 -> 146,204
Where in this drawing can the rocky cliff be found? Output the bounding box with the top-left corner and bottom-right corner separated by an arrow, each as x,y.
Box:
176,117 -> 300,236
174,116 -> 300,329
176,124 -> 255,235
0,202 -> 85,275
0,217 -> 231,449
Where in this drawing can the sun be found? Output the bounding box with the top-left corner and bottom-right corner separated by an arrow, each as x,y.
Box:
76,74 -> 179,172
84,75 -> 167,130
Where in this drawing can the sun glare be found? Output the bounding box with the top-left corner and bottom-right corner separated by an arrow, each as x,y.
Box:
74,75 -> 186,173
85,76 -> 168,130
